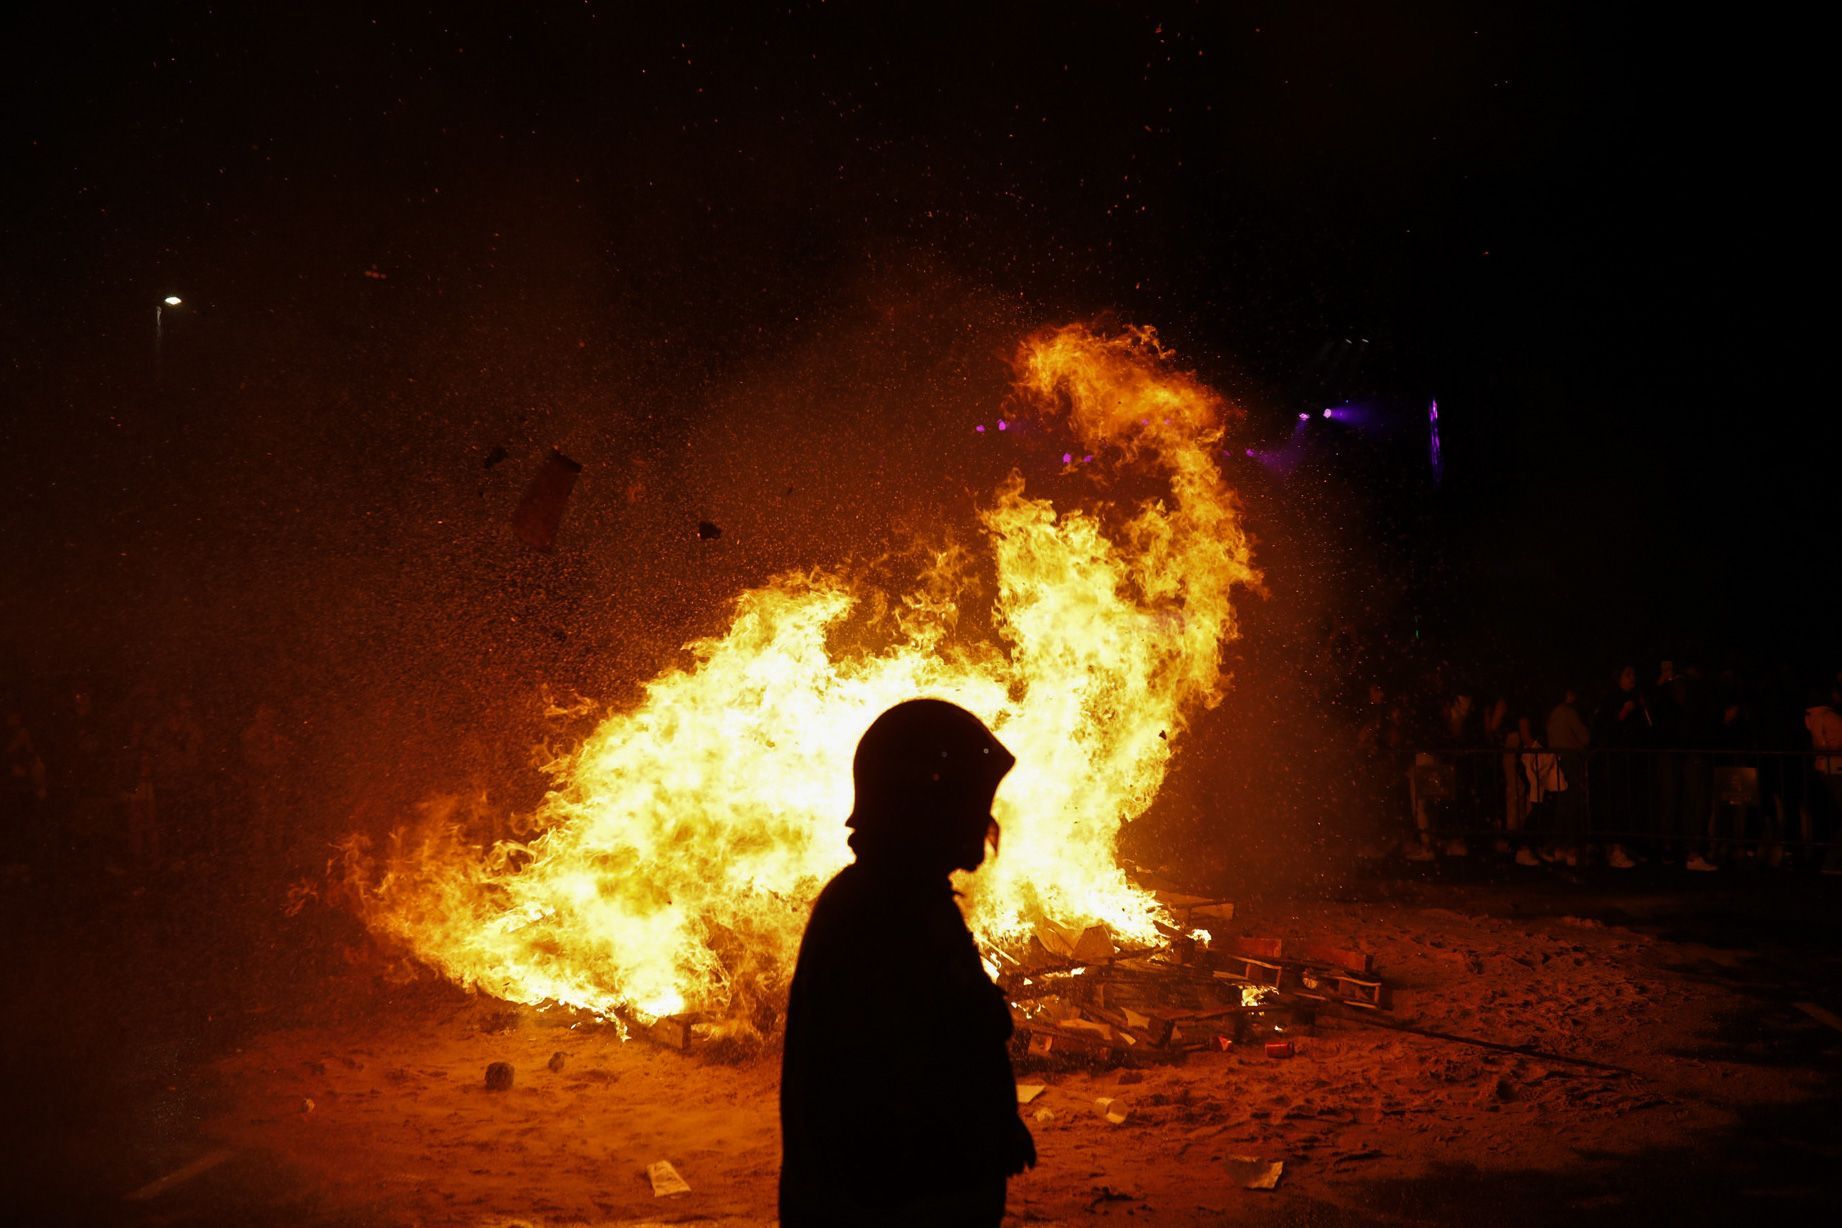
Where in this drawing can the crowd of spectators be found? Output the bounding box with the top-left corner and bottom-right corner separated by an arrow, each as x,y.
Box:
9,652 -> 1842,889
1,676 -> 300,887
1345,653 -> 1842,873
1,670 -> 550,897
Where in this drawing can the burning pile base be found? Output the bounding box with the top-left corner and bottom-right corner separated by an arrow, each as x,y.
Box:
617,889 -> 1394,1065
1001,892 -> 1391,1068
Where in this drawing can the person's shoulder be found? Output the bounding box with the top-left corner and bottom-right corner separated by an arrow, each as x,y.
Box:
809,863 -> 877,921
801,864 -> 918,963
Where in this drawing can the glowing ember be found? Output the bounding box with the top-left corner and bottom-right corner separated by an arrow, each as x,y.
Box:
338,323 -> 1257,1039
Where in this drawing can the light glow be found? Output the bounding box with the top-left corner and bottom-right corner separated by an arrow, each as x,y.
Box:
337,323 -> 1259,1040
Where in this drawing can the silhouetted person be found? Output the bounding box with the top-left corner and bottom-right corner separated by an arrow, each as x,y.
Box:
1546,687 -> 1591,867
3,706 -> 49,869
780,699 -> 1034,1226
47,683 -> 109,877
1592,665 -> 1649,868
1438,691 -> 1478,857
1650,662 -> 1687,862
1714,693 -> 1768,861
1356,683 -> 1406,856
239,703 -> 295,868
148,691 -> 206,861
1804,683 -> 1842,875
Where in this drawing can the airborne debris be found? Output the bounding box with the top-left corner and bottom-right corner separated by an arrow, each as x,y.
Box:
1223,1155 -> 1284,1190
647,1160 -> 691,1197
1016,1083 -> 1046,1104
510,449 -> 583,551
484,1062 -> 514,1091
1093,1096 -> 1131,1124
482,445 -> 507,469
547,1051 -> 566,1073
696,519 -> 722,540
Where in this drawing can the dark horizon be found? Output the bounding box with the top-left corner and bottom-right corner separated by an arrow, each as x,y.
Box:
3,3 -> 1828,697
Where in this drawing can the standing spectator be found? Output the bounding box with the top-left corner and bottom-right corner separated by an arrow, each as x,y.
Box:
46,682 -> 110,879
1592,665 -> 1649,868
3,705 -> 49,870
239,703 -> 295,870
1712,694 -> 1768,863
1405,684 -> 1464,862
1515,712 -> 1561,866
148,691 -> 207,864
1804,682 -> 1842,876
1482,696 -> 1517,855
1440,691 -> 1480,857
119,680 -> 163,874
1678,666 -> 1718,867
1356,683 -> 1408,857
1650,662 -> 1688,864
1757,668 -> 1811,866
1546,687 -> 1592,868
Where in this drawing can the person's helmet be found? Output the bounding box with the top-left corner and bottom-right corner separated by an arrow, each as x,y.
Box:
846,699 -> 1015,868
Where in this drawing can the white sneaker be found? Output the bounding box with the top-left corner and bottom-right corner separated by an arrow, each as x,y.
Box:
1607,845 -> 1637,869
1515,847 -> 1541,867
1685,854 -> 1718,872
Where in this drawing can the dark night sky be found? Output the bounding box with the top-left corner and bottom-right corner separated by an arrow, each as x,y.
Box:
1,2 -> 1829,742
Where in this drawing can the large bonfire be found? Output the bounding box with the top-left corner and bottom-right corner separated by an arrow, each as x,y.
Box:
339,323 -> 1257,1041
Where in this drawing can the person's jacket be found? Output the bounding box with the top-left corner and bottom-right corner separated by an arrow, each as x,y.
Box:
1806,705 -> 1842,775
779,859 -> 1025,1224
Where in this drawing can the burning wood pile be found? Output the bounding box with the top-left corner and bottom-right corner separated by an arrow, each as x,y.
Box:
334,324 -> 1275,1047
999,893 -> 1390,1066
623,891 -> 1392,1063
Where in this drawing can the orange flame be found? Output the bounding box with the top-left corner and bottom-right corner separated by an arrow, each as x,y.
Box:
340,323 -> 1257,1036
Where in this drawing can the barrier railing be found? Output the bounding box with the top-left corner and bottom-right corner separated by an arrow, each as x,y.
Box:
1397,745 -> 1842,852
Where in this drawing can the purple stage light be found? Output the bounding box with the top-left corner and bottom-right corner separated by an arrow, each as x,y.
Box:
1321,403 -> 1380,429
1428,399 -> 1443,487
1298,411 -> 1310,421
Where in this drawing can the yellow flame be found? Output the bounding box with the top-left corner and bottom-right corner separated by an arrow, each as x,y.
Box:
340,323 -> 1257,1034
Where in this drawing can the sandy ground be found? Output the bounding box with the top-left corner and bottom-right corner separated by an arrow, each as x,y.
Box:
130,877 -> 1842,1226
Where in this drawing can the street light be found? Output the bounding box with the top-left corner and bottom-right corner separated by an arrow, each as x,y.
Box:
156,294 -> 183,374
